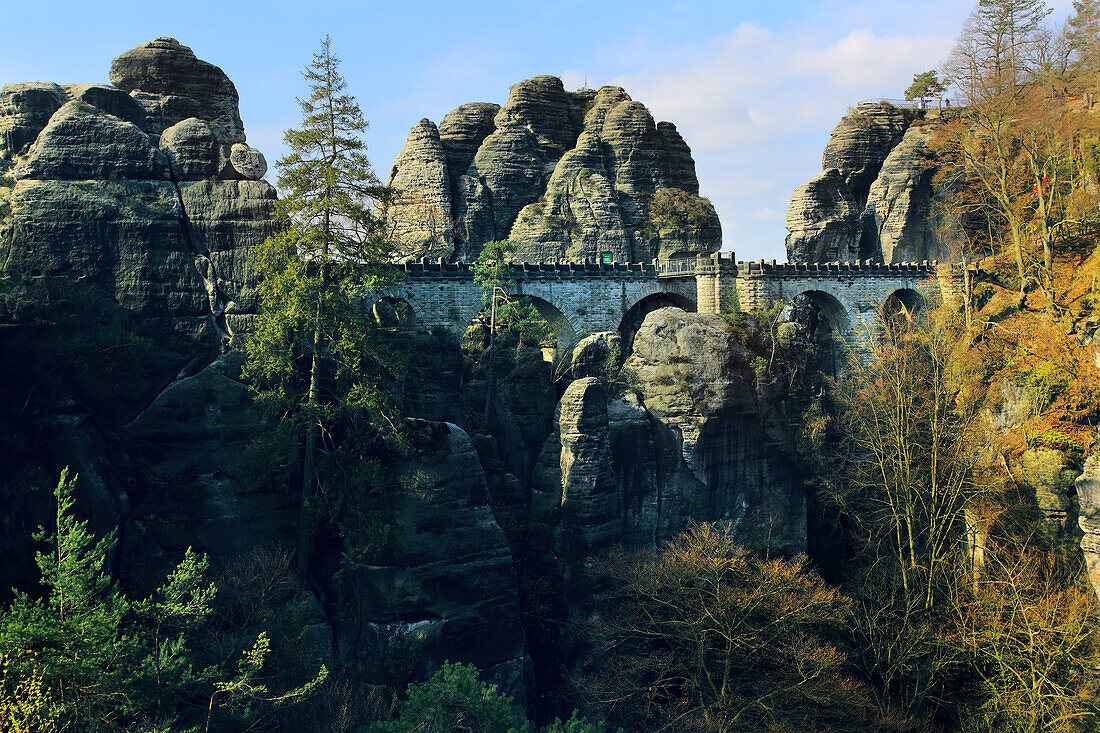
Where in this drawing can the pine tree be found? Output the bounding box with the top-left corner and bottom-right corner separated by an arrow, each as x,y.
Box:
0,469 -> 134,727
1068,0 -> 1100,71
947,0 -> 1053,101
242,36 -> 405,581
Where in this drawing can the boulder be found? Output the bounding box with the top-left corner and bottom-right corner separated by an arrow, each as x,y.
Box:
160,117 -> 219,180
65,84 -> 147,128
439,102 -> 499,191
129,90 -> 205,137
570,331 -> 621,380
1018,448 -> 1079,537
109,37 -> 244,141
15,101 -> 169,181
120,353 -> 295,588
0,82 -> 69,165
228,142 -> 266,180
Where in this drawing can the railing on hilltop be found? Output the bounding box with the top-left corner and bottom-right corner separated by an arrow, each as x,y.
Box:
856,98 -> 922,109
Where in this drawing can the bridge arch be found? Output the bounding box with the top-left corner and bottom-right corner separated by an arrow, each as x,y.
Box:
618,291 -> 698,351
371,296 -> 417,331
787,289 -> 853,375
883,287 -> 925,323
520,294 -> 580,347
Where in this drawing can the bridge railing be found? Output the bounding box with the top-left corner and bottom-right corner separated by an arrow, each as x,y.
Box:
739,260 -> 938,277
394,256 -> 940,280
656,258 -> 698,277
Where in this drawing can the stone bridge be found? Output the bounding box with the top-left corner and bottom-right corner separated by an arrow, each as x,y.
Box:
373,253 -> 958,350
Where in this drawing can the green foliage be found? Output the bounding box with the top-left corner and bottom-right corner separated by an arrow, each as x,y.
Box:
905,70 -> 948,103
370,662 -> 520,733
0,469 -> 135,729
370,662 -> 606,733
242,36 -> 406,576
1,649 -> 63,732
1027,429 -> 1083,452
0,471 -> 325,732
471,241 -> 554,349
473,240 -> 517,298
639,187 -> 714,242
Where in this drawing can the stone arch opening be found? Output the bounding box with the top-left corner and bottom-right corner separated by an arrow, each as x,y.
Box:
787,290 -> 851,376
371,296 -> 417,331
522,295 -> 579,348
881,288 -> 925,336
618,292 -> 698,352
466,294 -> 576,351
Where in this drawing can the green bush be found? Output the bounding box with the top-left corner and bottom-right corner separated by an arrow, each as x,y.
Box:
370,662 -> 607,733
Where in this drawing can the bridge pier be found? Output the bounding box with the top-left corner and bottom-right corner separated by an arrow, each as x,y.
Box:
693,252 -> 739,314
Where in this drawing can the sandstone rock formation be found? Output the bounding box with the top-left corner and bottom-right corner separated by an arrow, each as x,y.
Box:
1077,456 -> 1100,601
624,309 -> 804,552
1,39 -> 532,704
386,77 -> 721,264
109,37 -> 245,140
557,378 -> 618,571
860,122 -> 961,263
569,331 -> 621,380
385,118 -> 454,261
340,421 -> 528,699
786,103 -> 963,263
822,103 -> 917,207
524,308 -> 804,570
0,37 -> 276,392
785,169 -> 860,262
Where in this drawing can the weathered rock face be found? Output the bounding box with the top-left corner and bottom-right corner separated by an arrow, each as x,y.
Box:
557,378 -> 618,567
822,103 -> 918,207
338,421 -> 528,700
16,101 -> 170,181
860,123 -> 960,263
120,353 -> 296,588
529,309 -> 805,567
569,331 -> 621,380
1018,448 -> 1080,538
386,77 -> 721,264
785,169 -> 860,262
624,309 -> 804,552
1077,457 -> 1100,601
0,39 -> 276,410
787,103 -> 964,264
0,83 -> 69,167
109,37 -> 245,141
386,119 -> 454,261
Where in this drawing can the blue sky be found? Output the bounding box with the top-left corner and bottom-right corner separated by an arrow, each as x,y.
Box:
0,0 -> 1075,260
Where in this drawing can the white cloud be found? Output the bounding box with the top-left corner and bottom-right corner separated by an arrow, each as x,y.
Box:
604,23 -> 956,260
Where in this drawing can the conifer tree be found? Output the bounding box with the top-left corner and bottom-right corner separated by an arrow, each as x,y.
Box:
242,36 -> 405,581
